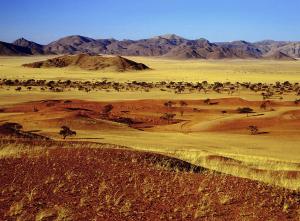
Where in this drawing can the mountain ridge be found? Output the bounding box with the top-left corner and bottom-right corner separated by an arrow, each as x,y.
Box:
1,34 -> 299,59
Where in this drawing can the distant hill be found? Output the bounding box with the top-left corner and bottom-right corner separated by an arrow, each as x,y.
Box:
0,34 -> 299,59
0,41 -> 32,56
164,39 -> 234,59
43,35 -> 110,55
13,38 -> 45,55
106,34 -> 186,56
253,41 -> 300,59
217,41 -> 263,59
264,51 -> 296,61
22,54 -> 150,71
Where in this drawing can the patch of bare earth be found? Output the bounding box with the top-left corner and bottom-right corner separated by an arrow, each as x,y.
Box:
0,144 -> 299,220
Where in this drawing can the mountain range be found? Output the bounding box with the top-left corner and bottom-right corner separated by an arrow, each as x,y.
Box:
0,34 -> 299,60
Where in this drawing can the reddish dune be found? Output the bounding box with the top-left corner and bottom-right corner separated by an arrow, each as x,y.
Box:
1,145 -> 299,220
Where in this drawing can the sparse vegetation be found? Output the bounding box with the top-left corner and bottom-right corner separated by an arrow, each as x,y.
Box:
164,100 -> 176,109
59,126 -> 76,139
161,113 -> 176,124
101,104 -> 114,118
0,140 -> 299,220
179,100 -> 188,116
248,125 -> 259,135
237,107 -> 254,116
0,56 -> 300,220
1,78 -> 300,101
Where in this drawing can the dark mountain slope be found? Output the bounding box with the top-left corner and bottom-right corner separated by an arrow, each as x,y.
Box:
0,34 -> 298,59
0,41 -> 32,56
264,51 -> 296,61
13,38 -> 45,55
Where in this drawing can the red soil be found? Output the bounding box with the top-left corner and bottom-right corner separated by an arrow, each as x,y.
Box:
1,98 -> 299,137
2,99 -> 183,130
0,143 -> 299,220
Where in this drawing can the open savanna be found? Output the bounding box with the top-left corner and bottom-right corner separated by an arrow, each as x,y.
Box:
1,56 -> 300,220
1,97 -> 300,191
0,55 -> 300,83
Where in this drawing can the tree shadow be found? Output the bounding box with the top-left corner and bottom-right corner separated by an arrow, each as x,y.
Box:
257,131 -> 269,135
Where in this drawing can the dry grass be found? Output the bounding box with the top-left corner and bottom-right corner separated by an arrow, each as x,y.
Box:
1,56 -> 300,192
0,141 -> 45,158
1,138 -> 299,190
1,86 -> 299,107
0,138 -> 128,159
170,149 -> 300,190
1,141 -> 300,220
1,56 -> 300,83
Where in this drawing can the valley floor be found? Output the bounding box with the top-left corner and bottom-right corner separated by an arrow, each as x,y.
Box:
0,56 -> 300,219
0,96 -> 300,191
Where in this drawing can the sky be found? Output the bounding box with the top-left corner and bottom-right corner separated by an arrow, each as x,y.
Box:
1,0 -> 300,44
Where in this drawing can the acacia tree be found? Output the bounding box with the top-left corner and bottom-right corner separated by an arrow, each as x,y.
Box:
237,107 -> 254,117
59,126 -> 76,139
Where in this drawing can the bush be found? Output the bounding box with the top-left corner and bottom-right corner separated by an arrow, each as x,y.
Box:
248,125 -> 259,135
0,122 -> 23,131
160,113 -> 176,124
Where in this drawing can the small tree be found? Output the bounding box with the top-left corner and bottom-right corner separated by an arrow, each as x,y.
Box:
248,125 -> 259,135
228,86 -> 235,95
102,104 -> 114,118
260,102 -> 267,110
164,101 -> 176,109
179,100 -> 188,116
221,110 -> 227,114
260,101 -> 271,110
237,107 -> 254,117
204,98 -> 211,105
160,113 -> 176,124
59,126 -> 76,139
179,100 -> 187,107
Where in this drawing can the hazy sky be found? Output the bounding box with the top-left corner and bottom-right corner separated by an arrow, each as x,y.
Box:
1,0 -> 300,44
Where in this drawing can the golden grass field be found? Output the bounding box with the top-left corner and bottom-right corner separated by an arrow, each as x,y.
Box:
0,56 -> 300,191
1,55 -> 300,83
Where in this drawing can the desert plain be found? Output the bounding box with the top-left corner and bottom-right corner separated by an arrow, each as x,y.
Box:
1,55 -> 300,220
